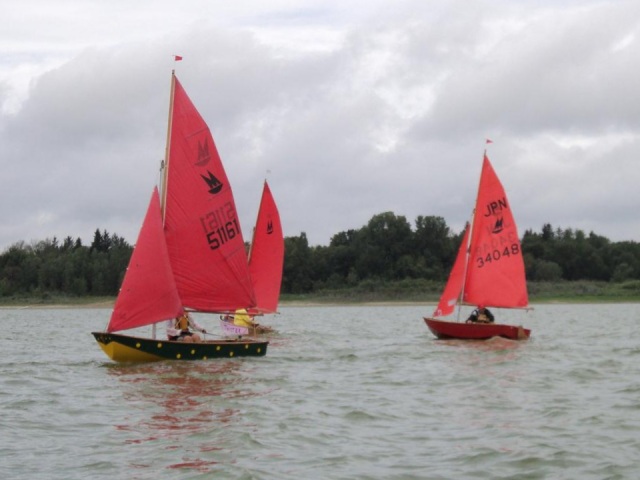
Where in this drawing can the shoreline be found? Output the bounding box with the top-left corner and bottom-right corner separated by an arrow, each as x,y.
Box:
2,298 -> 639,310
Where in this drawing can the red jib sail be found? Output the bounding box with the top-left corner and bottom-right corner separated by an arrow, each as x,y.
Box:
108,188 -> 183,332
248,181 -> 284,314
164,76 -> 256,312
433,223 -> 470,317
463,154 -> 528,308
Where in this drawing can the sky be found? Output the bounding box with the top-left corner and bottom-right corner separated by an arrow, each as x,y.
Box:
1,0 -> 640,251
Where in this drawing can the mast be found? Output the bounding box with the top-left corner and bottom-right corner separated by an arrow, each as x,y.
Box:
247,179 -> 267,264
456,150 -> 486,321
160,70 -> 177,222
156,70 -> 176,334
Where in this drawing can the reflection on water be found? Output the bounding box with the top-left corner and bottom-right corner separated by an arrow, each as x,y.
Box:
438,335 -> 526,351
105,360 -> 262,474
436,335 -> 526,365
430,335 -> 532,453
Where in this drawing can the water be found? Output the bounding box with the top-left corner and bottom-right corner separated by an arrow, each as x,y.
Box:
1,304 -> 638,479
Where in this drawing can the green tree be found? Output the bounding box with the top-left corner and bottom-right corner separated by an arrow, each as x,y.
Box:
413,215 -> 454,280
282,233 -> 313,294
355,212 -> 413,280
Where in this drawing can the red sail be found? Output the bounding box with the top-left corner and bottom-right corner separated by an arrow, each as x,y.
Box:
248,181 -> 284,314
108,188 -> 183,332
164,76 -> 256,312
463,155 -> 528,308
433,224 -> 470,317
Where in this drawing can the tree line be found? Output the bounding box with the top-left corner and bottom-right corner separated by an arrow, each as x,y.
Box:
1,213 -> 639,300
283,212 -> 640,294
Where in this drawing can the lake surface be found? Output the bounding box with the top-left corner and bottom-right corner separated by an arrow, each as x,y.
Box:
0,304 -> 638,479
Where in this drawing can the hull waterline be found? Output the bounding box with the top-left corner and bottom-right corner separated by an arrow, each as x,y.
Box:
424,318 -> 530,341
92,332 -> 268,363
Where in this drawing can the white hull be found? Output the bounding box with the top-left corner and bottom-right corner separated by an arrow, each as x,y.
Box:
220,319 -> 249,336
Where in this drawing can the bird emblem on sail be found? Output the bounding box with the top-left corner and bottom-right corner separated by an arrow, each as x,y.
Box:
492,217 -> 504,234
201,170 -> 223,194
266,220 -> 274,235
195,138 -> 211,166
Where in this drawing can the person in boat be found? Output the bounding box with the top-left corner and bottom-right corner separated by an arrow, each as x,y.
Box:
466,305 -> 495,324
231,308 -> 258,329
166,312 -> 207,342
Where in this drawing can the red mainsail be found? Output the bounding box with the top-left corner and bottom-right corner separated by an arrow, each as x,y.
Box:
248,181 -> 284,314
163,76 -> 256,312
433,154 -> 528,316
463,155 -> 528,308
108,188 -> 183,332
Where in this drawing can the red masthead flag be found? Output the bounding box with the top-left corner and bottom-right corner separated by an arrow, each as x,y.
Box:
174,55 -> 183,61
486,138 -> 493,144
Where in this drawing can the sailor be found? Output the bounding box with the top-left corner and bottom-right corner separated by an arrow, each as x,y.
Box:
232,308 -> 257,328
166,312 -> 207,342
466,305 -> 495,324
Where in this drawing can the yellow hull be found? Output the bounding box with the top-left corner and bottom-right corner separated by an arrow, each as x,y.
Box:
92,332 -> 268,363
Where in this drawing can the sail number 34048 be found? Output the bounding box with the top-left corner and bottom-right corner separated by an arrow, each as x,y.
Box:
475,243 -> 520,268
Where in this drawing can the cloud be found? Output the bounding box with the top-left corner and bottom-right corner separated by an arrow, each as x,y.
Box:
1,0 -> 640,252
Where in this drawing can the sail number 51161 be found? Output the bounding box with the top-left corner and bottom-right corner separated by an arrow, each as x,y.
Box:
476,243 -> 520,268
206,219 -> 239,250
200,203 -> 240,250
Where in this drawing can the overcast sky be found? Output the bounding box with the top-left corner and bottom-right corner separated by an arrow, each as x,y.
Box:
1,0 -> 639,251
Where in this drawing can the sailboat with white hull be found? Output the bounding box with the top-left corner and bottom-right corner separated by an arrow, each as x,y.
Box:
220,179 -> 284,336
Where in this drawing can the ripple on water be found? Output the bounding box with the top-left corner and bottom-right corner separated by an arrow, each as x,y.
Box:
1,304 -> 639,479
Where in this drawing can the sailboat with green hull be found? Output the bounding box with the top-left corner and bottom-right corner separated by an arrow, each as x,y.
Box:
92,71 -> 268,361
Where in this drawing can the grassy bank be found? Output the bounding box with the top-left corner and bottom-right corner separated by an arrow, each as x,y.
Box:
526,280 -> 640,302
280,279 -> 640,304
1,280 -> 640,307
0,295 -> 114,308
